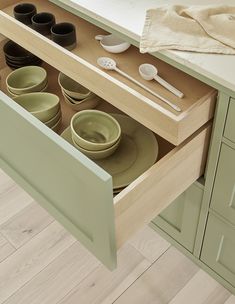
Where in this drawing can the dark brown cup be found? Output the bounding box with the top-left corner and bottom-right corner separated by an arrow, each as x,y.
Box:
31,12 -> 55,36
51,22 -> 77,50
13,3 -> 37,25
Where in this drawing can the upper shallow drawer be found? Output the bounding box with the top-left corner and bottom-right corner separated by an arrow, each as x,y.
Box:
0,59 -> 211,269
0,0 -> 217,145
224,98 -> 235,144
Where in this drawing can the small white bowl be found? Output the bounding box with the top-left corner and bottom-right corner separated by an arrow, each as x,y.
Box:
95,34 -> 131,53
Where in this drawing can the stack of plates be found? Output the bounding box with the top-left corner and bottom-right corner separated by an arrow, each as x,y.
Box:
61,113 -> 159,194
3,40 -> 42,69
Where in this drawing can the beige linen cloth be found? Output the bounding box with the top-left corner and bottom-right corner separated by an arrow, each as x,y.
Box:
140,5 -> 235,54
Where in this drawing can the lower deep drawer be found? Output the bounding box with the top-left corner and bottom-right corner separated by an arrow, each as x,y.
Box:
0,45 -> 212,270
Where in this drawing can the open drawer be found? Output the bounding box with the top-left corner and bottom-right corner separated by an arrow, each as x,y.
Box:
0,0 -> 217,145
0,50 -> 212,269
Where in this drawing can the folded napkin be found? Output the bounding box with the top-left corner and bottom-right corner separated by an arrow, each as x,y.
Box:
140,5 -> 235,54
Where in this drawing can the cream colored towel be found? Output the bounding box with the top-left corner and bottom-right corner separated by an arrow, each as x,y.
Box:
140,5 -> 235,54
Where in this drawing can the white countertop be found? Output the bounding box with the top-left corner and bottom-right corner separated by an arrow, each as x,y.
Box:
54,0 -> 235,92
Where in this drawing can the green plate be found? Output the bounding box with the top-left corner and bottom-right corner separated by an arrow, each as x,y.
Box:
61,114 -> 158,189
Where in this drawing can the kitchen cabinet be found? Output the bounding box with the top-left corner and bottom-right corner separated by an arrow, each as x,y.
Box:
0,0 -> 215,270
152,180 -> 204,253
210,143 -> 235,226
1,0 -> 235,294
201,213 -> 235,288
224,98 -> 235,144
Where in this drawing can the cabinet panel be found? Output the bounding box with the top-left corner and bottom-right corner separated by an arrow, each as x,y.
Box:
201,213 -> 235,287
152,181 -> 203,252
224,98 -> 235,143
210,144 -> 235,225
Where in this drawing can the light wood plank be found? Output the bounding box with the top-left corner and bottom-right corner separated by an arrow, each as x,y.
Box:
0,221 -> 75,304
3,242 -> 99,304
58,244 -> 151,304
1,203 -> 53,248
224,296 -> 235,304
0,170 -> 33,226
128,226 -> 170,263
168,270 -> 230,304
0,232 -> 15,262
113,247 -> 198,304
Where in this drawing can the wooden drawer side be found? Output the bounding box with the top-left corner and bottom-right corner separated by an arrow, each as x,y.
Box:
114,123 -> 211,249
0,91 -> 117,270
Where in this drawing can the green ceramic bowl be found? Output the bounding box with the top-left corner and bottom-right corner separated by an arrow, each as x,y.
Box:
6,66 -> 47,95
51,117 -> 62,132
72,136 -> 121,159
44,109 -> 61,128
13,92 -> 60,122
71,110 -> 121,151
7,81 -> 48,97
62,89 -> 93,104
62,91 -> 100,111
58,72 -> 91,99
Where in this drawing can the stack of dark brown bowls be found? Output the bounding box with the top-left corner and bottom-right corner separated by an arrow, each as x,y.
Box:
3,40 -> 42,69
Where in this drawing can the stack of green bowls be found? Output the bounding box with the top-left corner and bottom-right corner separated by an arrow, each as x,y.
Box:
70,110 -> 121,159
13,92 -> 62,132
6,66 -> 48,96
58,72 -> 101,111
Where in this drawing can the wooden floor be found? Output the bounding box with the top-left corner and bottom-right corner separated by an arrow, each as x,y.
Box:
0,169 -> 234,304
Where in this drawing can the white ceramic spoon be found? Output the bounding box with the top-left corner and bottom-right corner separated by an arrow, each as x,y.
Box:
97,57 -> 181,112
139,63 -> 184,98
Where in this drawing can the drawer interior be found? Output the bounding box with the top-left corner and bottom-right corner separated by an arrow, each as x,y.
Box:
0,43 -> 174,161
0,0 -> 217,145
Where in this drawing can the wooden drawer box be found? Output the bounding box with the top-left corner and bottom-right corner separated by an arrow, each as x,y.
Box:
224,98 -> 235,144
0,0 -> 216,269
210,143 -> 235,226
0,0 -> 216,146
152,179 -> 204,253
201,213 -> 235,288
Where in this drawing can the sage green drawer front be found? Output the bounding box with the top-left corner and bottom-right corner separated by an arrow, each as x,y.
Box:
210,144 -> 235,226
152,181 -> 203,252
201,213 -> 235,287
0,91 -> 116,270
224,98 -> 235,143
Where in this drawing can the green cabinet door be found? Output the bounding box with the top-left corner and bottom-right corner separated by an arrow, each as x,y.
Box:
201,213 -> 235,287
210,144 -> 235,226
152,180 -> 203,252
0,91 -> 117,270
224,98 -> 235,143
